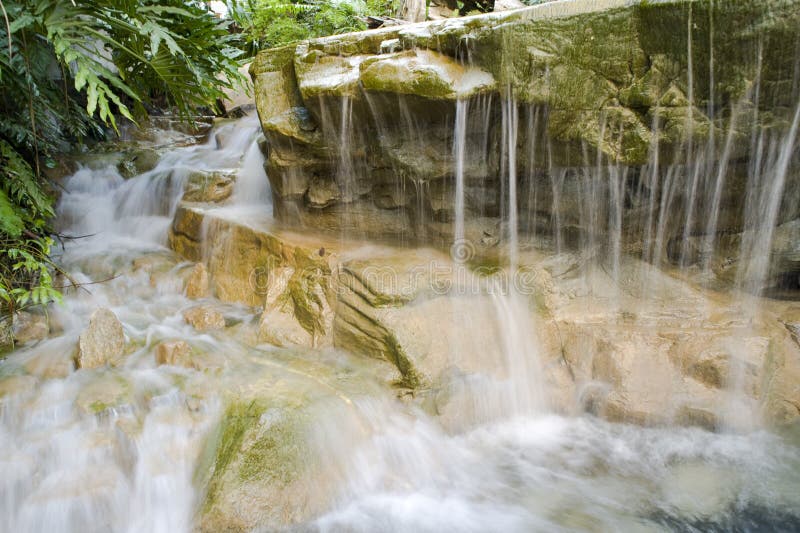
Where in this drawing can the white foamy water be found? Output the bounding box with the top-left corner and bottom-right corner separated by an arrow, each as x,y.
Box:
0,115 -> 269,533
311,410 -> 800,532
0,111 -> 799,533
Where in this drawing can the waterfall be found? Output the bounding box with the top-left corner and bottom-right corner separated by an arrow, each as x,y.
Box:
679,6 -> 699,267
701,98 -> 743,273
503,92 -> 520,271
6,2 -> 800,530
232,118 -> 271,206
453,99 -> 468,246
0,116 -> 274,531
449,93 -> 546,420
737,101 -> 800,293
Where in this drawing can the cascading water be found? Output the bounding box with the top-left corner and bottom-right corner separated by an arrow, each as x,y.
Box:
0,114 -> 271,532
231,118 -> 271,205
2,106 -> 799,532
453,99 -> 468,245
4,2 -> 800,531
449,91 -> 546,420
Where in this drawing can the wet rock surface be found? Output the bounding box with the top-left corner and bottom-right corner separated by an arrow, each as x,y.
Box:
155,340 -> 194,368
250,0 -> 800,293
169,205 -> 800,429
185,263 -> 210,299
15,313 -> 50,344
182,171 -> 235,203
3,3 -> 800,529
183,305 -> 226,332
75,308 -> 126,369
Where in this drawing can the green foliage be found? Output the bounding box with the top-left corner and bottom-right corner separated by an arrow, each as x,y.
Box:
0,137 -> 59,315
0,0 -> 246,317
229,0 -> 399,51
5,0 -> 245,124
0,236 -> 62,311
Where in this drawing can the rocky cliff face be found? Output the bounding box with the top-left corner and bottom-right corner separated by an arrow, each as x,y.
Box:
250,0 -> 800,293
165,0 -> 800,435
168,204 -> 800,431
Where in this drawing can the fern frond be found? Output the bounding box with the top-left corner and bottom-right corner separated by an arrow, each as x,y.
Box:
0,189 -> 24,237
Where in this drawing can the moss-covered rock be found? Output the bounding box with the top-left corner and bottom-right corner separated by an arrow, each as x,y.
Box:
196,379 -> 334,531
359,50 -> 496,100
294,47 -> 366,99
250,0 -> 800,246
75,372 -> 132,414
182,171 -> 234,203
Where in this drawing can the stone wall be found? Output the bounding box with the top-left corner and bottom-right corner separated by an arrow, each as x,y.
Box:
169,205 -> 800,429
251,0 -> 800,271
171,0 -> 800,432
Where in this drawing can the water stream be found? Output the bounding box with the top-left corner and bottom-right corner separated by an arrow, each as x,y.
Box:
3,1 -> 800,526
0,109 -> 798,531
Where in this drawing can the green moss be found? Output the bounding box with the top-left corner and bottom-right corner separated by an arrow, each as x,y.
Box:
466,254 -> 503,275
637,0 -> 800,110
359,56 -> 457,100
250,44 -> 298,76
618,80 -> 656,110
202,400 -> 266,511
410,74 -> 458,100
89,400 -> 111,413
385,333 -> 422,389
339,266 -> 415,308
286,267 -> 329,338
253,0 -> 800,201
239,409 -> 304,484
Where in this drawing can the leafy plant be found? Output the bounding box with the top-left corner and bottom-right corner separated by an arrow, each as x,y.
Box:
0,0 -> 246,318
229,0 -> 400,52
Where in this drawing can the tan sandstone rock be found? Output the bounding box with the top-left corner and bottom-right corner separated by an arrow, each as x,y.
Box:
183,305 -> 226,332
11,311 -> 50,345
182,171 -> 234,203
155,340 -> 194,368
186,263 -> 210,299
0,374 -> 39,400
75,308 -> 125,369
168,191 -> 800,430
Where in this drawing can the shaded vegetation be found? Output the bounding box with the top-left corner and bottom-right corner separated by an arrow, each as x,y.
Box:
0,0 -> 245,317
228,0 -> 400,51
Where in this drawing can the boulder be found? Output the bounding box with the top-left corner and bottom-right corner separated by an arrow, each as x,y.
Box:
183,306 -> 226,332
117,147 -> 162,178
0,311 -> 49,349
0,374 -> 39,400
11,311 -> 50,345
75,308 -> 125,369
223,104 -> 256,119
155,340 -> 194,368
186,263 -> 210,299
196,354 -> 378,532
0,317 -> 12,351
168,205 -> 207,262
359,50 -> 496,100
75,373 -> 132,414
182,171 -> 235,203
198,399 -> 311,531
